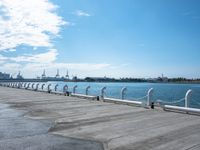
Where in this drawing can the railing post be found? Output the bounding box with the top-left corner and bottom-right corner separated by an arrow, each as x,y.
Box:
73,85 -> 78,93
101,87 -> 106,99
31,83 -> 35,89
63,85 -> 68,93
19,82 -> 22,88
55,84 -> 59,91
35,83 -> 40,91
47,84 -> 51,93
147,88 -> 154,106
41,84 -> 45,90
17,82 -> 20,88
185,89 -> 192,108
121,87 -> 127,100
86,86 -> 90,95
24,83 -> 27,88
26,83 -> 30,89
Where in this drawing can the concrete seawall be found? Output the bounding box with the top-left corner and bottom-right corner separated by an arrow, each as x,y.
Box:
0,86 -> 200,150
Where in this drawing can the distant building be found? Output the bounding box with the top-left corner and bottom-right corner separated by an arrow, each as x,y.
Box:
16,71 -> 23,79
0,72 -> 10,79
40,69 -> 65,81
156,74 -> 168,82
55,69 -> 60,78
72,75 -> 78,81
41,69 -> 46,79
65,70 -> 69,80
84,76 -> 108,82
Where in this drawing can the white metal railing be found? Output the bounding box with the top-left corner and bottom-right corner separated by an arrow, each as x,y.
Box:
63,84 -> 68,93
121,87 -> 127,100
86,86 -> 90,95
101,87 -> 107,98
54,84 -> 59,91
47,84 -> 51,92
101,87 -> 154,107
163,89 -> 200,114
73,85 -> 78,94
31,83 -> 35,89
35,83 -> 40,90
41,83 -> 45,90
1,82 -> 199,112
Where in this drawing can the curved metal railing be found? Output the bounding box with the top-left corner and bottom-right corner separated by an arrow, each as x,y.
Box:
0,82 -> 199,111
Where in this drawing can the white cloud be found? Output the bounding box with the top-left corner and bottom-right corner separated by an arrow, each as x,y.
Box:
0,49 -> 58,63
0,0 -> 66,51
8,49 -> 16,52
11,49 -> 58,63
75,10 -> 91,17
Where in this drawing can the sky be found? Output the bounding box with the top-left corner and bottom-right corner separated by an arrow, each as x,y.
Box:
0,0 -> 200,79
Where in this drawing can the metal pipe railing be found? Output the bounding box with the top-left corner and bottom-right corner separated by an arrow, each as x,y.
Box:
101,87 -> 106,99
31,83 -> 35,89
147,88 -> 154,106
24,83 -> 27,88
35,83 -> 40,90
1,82 -> 199,112
26,83 -> 31,89
121,87 -> 127,100
55,84 -> 59,91
185,89 -> 192,108
73,85 -> 78,93
41,83 -> 45,90
63,84 -> 68,93
86,86 -> 90,95
47,84 -> 51,92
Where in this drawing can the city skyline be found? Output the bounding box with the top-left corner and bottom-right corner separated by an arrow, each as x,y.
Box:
0,0 -> 200,78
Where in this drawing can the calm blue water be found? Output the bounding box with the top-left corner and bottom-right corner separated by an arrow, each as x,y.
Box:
40,82 -> 200,109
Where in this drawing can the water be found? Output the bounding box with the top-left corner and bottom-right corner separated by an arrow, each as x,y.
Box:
40,82 -> 200,109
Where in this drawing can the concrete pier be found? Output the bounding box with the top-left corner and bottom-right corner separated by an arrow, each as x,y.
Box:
0,86 -> 200,150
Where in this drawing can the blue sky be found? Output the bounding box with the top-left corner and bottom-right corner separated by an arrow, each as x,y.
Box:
0,0 -> 200,78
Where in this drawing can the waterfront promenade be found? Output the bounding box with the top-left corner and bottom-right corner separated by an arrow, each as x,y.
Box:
0,86 -> 200,150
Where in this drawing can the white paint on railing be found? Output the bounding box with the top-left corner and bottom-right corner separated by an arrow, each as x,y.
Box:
73,85 -> 78,93
121,87 -> 127,100
47,84 -> 51,92
24,83 -> 27,88
86,86 -> 90,95
185,89 -> 192,108
101,87 -> 106,98
147,88 -> 154,106
63,84 -> 68,93
104,97 -> 143,106
35,83 -> 40,90
31,83 -> 35,89
41,84 -> 45,90
55,84 -> 59,91
27,83 -> 31,89
164,105 -> 200,114
16,82 -> 19,88
19,82 -> 22,88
